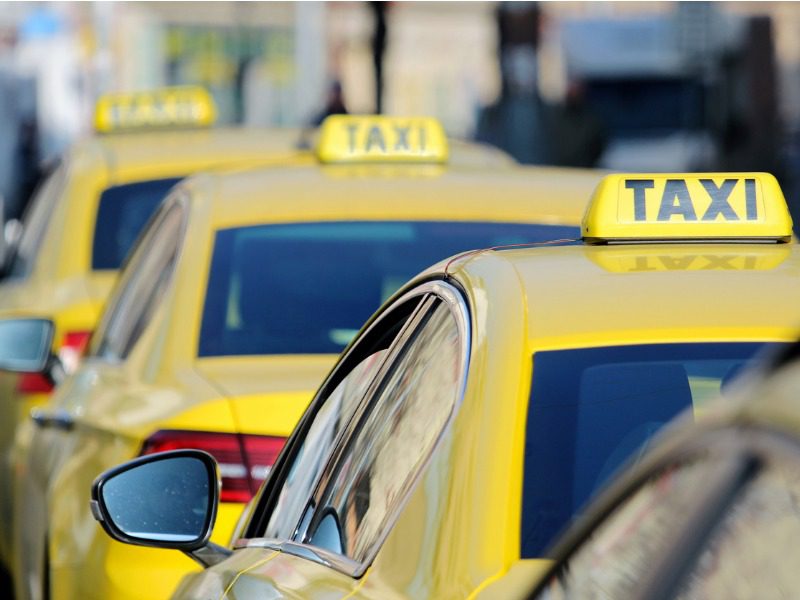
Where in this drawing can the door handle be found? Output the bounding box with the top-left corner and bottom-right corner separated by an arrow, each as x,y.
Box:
30,408 -> 75,431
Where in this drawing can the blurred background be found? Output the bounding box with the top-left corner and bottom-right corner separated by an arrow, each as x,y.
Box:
2,1 -> 800,222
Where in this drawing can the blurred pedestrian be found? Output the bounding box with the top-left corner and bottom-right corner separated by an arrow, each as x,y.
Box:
475,2 -> 548,164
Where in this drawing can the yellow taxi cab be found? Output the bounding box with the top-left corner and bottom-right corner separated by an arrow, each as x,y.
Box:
4,115 -> 598,600
88,171 -> 800,599
0,86 -> 316,576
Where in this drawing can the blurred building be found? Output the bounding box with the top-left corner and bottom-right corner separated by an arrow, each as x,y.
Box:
2,2 -> 800,174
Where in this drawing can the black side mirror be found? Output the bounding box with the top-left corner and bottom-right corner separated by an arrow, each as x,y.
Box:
0,318 -> 54,373
90,450 -> 231,566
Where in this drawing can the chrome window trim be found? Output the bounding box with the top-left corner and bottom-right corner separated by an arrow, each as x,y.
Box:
248,278 -> 471,579
236,537 -> 362,575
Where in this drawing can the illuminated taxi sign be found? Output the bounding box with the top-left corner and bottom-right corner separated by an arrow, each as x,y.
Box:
94,86 -> 217,133
317,115 -> 448,164
582,173 -> 793,243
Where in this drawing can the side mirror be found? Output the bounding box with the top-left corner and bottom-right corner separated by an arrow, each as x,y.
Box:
0,318 -> 54,373
90,450 -> 231,567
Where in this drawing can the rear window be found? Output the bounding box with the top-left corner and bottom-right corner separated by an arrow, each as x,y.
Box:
92,178 -> 182,270
199,221 -> 579,356
520,342 -> 785,558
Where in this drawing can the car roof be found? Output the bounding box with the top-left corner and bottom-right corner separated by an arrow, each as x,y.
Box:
73,127 -> 312,185
184,163 -> 602,229
446,241 -> 800,350
75,127 -> 522,188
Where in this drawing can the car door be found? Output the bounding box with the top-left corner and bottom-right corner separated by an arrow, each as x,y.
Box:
14,193 -> 188,600
529,426 -> 800,600
176,280 -> 470,599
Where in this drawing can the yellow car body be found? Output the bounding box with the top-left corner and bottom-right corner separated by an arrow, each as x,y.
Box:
120,172 -> 800,599
0,126 -> 313,568
15,117 -> 599,600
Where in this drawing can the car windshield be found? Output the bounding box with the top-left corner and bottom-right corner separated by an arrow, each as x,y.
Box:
520,341 -> 786,558
92,178 -> 182,270
198,220 -> 579,356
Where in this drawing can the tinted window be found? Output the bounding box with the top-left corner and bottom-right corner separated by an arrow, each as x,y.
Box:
92,178 -> 182,270
199,221 -> 576,356
521,342 -> 783,558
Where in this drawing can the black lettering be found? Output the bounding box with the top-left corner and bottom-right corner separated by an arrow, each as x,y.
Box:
625,180 -> 654,221
700,179 -> 739,221
419,126 -> 426,151
394,126 -> 410,150
365,126 -> 386,152
346,124 -> 359,153
657,180 -> 698,222
701,255 -> 736,270
745,179 -> 758,220
659,256 -> 697,270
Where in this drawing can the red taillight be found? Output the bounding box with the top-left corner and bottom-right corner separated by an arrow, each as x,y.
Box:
140,430 -> 286,503
16,373 -> 54,394
16,330 -> 92,395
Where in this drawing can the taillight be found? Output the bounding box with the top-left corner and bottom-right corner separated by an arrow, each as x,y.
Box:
140,430 -> 286,503
15,373 -> 53,394
16,330 -> 92,395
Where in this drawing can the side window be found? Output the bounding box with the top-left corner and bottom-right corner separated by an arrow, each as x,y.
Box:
535,457 -> 725,600
263,349 -> 388,541
8,161 -> 66,279
90,196 -> 186,360
303,297 -> 465,565
255,295 -> 425,541
676,456 -> 800,598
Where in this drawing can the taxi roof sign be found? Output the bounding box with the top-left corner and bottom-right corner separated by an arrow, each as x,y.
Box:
317,115 -> 449,164
94,86 -> 216,133
582,173 -> 793,244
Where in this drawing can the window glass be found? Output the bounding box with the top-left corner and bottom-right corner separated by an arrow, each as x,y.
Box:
305,300 -> 462,564
536,459 -> 718,600
92,177 -> 182,270
91,199 -> 185,360
263,349 -> 388,540
677,458 -> 800,599
521,342 -> 785,557
8,162 -> 66,279
198,221 -> 576,356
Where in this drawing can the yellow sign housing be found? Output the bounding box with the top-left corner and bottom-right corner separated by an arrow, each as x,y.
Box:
316,115 -> 449,164
582,173 -> 793,243
94,86 -> 217,133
